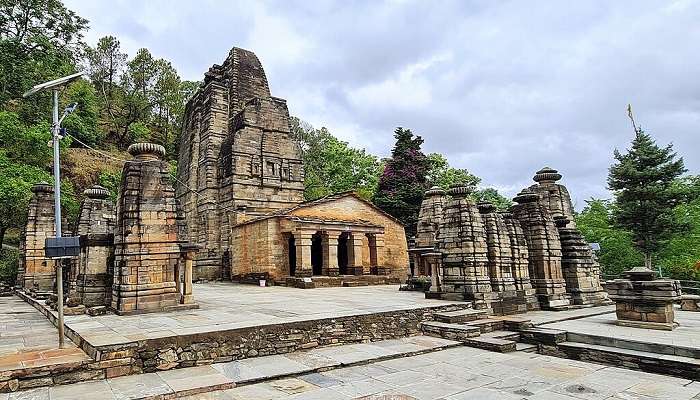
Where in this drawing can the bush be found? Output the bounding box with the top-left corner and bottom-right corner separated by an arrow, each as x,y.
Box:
0,248 -> 20,285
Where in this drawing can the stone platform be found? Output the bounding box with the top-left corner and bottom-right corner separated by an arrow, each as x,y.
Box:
522,306 -> 700,379
4,283 -> 467,392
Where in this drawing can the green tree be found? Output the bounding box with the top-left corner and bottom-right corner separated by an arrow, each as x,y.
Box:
576,198 -> 644,276
0,0 -> 88,122
426,153 -> 480,191
84,35 -> 127,135
474,187 -> 513,210
61,78 -> 99,145
373,127 -> 431,234
608,129 -> 686,268
291,117 -> 381,200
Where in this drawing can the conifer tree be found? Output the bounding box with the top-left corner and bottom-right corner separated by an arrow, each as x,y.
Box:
608,129 -> 686,269
373,127 -> 430,235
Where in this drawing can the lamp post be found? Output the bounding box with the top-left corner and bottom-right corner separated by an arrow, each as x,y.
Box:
23,71 -> 84,348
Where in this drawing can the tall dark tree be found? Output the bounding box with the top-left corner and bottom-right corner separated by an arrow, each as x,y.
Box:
608,129 -> 686,268
373,127 -> 430,235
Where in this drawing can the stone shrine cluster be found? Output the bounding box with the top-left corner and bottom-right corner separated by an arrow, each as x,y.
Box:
410,167 -> 610,313
17,143 -> 199,315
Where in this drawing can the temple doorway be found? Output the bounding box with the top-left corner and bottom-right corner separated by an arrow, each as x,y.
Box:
338,232 -> 349,275
288,236 -> 296,276
311,232 -> 323,275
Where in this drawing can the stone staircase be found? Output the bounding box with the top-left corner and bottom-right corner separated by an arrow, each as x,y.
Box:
421,309 -> 535,354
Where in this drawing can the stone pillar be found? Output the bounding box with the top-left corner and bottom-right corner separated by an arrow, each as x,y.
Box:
554,216 -> 610,306
111,143 -> 184,315
512,189 -> 570,309
529,167 -> 576,228
502,212 -> 539,310
347,233 -> 365,275
19,182 -> 56,293
294,231 -> 313,277
322,232 -> 340,276
74,185 -> 115,307
368,233 -> 388,275
605,267 -> 682,330
179,244 -> 199,305
437,184 -> 493,307
425,252 -> 443,299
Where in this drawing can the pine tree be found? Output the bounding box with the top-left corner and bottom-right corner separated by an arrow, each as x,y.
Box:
373,127 -> 430,235
608,129 -> 686,269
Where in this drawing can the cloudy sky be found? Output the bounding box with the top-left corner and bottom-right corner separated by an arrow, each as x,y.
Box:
65,0 -> 700,209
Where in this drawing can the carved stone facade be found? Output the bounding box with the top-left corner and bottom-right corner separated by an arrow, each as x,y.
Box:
18,182 -> 56,293
177,47 -> 304,281
529,167 -> 576,228
73,185 -> 115,307
411,186 -> 446,276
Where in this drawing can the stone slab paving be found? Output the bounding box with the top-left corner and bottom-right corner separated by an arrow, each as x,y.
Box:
542,309 -> 700,351
4,335 -> 459,400
59,283 -> 461,348
0,296 -> 88,373
184,346 -> 700,400
524,305 -> 616,326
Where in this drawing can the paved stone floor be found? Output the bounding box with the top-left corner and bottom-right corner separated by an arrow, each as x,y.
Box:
542,309 -> 700,350
61,283 -> 461,347
185,346 -> 700,400
0,296 -> 88,373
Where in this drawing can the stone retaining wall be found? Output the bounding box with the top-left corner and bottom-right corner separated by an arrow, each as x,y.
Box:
5,291 -> 468,392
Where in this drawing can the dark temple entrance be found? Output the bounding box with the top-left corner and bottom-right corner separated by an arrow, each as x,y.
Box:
288,236 -> 296,276
311,232 -> 323,275
338,232 -> 349,275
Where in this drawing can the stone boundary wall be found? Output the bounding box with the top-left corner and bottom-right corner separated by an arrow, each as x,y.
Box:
6,291 -> 468,392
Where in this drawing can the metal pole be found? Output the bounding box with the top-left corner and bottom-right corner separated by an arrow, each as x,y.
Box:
52,89 -> 65,349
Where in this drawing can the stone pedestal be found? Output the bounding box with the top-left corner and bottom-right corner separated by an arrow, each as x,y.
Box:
555,216 -> 610,306
605,267 -> 682,330
74,185 -> 115,307
19,182 -> 56,293
512,189 -> 570,309
111,143 -> 184,315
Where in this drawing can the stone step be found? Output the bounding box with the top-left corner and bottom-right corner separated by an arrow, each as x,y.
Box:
515,343 -> 538,353
519,327 -> 568,346
463,337 -> 517,353
479,330 -> 520,341
556,341 -> 700,381
566,332 -> 700,359
491,315 -> 533,331
420,321 -> 481,342
433,309 -> 485,324
342,281 -> 369,287
463,318 -> 505,333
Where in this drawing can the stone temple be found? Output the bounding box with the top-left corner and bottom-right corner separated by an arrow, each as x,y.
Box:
411,167 -> 610,312
176,47 -> 408,285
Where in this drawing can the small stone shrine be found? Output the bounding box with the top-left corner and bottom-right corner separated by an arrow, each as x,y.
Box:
529,167 -> 576,228
512,188 -> 571,309
410,186 -> 446,277
72,185 -> 115,307
605,267 -> 682,330
437,184 -> 493,307
555,216 -> 610,306
111,143 -> 196,314
18,182 -> 56,293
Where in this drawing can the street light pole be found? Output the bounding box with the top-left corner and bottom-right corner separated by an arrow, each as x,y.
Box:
23,71 -> 84,350
51,89 -> 65,349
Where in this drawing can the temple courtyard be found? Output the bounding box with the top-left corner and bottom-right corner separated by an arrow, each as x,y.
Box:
2,283 -> 700,398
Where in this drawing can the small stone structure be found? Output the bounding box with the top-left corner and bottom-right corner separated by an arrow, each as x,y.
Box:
512,189 -> 571,309
680,295 -> 700,311
555,216 -> 610,306
73,185 -> 115,307
605,267 -> 682,330
437,184 -> 493,307
111,143 -> 196,315
18,182 -> 56,293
